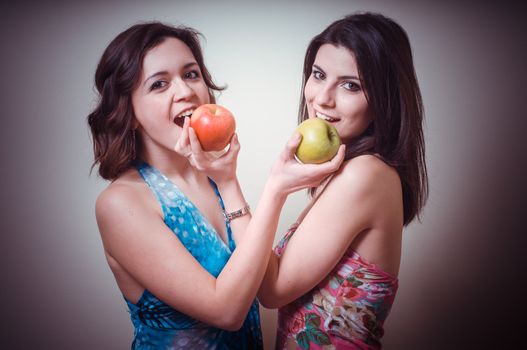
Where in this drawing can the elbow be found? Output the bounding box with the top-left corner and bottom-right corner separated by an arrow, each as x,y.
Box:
223,320 -> 245,332
201,298 -> 250,331
207,304 -> 247,331
215,313 -> 245,331
258,296 -> 276,309
257,293 -> 284,309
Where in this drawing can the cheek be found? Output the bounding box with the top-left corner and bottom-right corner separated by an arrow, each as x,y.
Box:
133,100 -> 155,124
304,80 -> 316,103
194,82 -> 211,104
303,81 -> 317,117
202,90 -> 211,104
342,95 -> 369,120
131,97 -> 145,124
337,99 -> 370,139
132,96 -> 169,132
358,99 -> 371,125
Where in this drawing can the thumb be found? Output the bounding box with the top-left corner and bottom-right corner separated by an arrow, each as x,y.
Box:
229,133 -> 240,153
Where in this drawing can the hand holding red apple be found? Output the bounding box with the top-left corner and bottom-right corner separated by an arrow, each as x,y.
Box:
190,104 -> 236,152
174,105 -> 239,185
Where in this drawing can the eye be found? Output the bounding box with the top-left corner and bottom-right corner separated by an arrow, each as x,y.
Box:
342,81 -> 361,91
150,80 -> 168,91
312,70 -> 325,80
185,70 -> 200,79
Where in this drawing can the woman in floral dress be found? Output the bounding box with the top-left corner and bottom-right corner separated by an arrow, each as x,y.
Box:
258,13 -> 428,349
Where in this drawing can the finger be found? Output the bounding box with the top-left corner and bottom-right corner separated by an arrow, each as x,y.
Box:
227,133 -> 241,157
187,127 -> 208,166
319,144 -> 346,172
331,144 -> 346,166
188,126 -> 204,154
302,144 -> 345,174
181,117 -> 191,145
174,117 -> 191,153
214,133 -> 240,161
281,131 -> 302,160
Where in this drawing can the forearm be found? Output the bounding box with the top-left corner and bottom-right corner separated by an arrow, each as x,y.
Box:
214,178 -> 251,244
257,253 -> 284,308
202,134 -> 346,325
214,180 -> 287,326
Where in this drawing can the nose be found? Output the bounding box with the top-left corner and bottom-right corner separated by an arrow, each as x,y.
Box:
314,84 -> 335,108
171,78 -> 195,102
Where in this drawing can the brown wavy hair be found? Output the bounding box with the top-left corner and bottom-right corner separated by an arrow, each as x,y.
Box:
300,13 -> 428,225
88,22 -> 224,180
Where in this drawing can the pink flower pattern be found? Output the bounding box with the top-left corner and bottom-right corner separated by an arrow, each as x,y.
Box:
274,225 -> 398,350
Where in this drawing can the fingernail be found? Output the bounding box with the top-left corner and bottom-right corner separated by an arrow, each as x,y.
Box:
293,131 -> 302,141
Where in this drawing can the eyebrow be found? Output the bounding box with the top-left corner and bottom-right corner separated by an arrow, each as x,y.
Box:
313,64 -> 360,81
143,62 -> 199,86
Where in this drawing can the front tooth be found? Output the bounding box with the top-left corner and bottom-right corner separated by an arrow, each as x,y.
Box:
317,112 -> 338,122
177,109 -> 193,119
316,112 -> 329,120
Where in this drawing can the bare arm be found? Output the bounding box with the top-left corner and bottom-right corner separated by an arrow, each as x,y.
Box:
174,118 -> 345,245
258,155 -> 403,308
99,133 -> 345,331
174,119 -> 250,244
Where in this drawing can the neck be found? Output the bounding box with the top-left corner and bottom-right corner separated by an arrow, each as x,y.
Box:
139,148 -> 202,184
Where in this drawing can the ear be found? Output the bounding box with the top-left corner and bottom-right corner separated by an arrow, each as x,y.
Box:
363,118 -> 374,135
366,107 -> 375,125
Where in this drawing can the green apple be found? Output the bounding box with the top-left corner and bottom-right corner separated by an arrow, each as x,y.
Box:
295,118 -> 341,164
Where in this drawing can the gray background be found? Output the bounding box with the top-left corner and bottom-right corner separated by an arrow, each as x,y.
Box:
1,0 -> 525,349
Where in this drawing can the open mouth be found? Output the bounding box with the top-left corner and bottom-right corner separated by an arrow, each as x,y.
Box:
173,109 -> 194,127
316,111 -> 340,123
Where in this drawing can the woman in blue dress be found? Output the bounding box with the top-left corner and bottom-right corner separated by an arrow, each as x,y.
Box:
87,22 -> 345,349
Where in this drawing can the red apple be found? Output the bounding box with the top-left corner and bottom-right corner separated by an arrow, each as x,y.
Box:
190,104 -> 236,152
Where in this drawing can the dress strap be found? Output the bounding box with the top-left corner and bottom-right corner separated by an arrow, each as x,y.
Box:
136,161 -> 235,252
208,179 -> 236,252
135,161 -> 186,219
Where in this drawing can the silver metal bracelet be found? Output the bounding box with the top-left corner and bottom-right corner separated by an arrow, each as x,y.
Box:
223,204 -> 251,223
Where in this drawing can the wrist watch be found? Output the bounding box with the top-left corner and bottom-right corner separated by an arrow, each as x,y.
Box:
223,204 -> 251,223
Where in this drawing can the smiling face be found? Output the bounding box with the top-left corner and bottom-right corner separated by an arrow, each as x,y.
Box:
304,44 -> 371,144
131,37 -> 210,158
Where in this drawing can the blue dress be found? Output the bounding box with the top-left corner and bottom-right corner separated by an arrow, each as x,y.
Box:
125,162 -> 263,349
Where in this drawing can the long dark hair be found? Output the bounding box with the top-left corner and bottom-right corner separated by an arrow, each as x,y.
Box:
300,13 -> 428,225
87,22 -> 224,180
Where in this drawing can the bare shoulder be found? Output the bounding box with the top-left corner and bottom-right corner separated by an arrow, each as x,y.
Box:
97,172 -> 137,214
95,169 -> 156,235
328,154 -> 401,195
342,154 -> 399,180
316,154 -> 403,230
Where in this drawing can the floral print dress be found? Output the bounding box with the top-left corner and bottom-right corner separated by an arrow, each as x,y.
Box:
274,224 -> 398,350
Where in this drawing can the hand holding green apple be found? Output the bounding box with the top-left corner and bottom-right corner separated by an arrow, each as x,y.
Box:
295,118 -> 341,164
